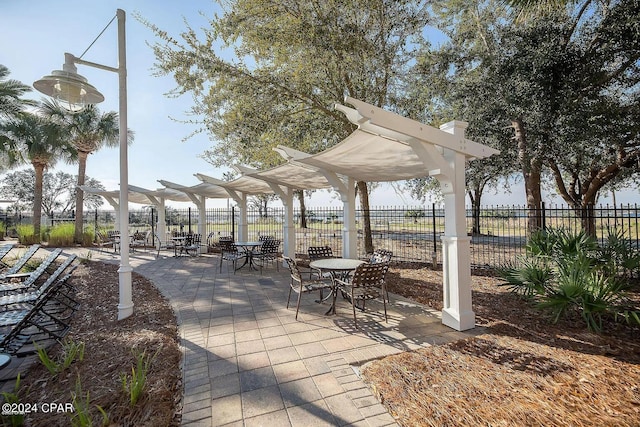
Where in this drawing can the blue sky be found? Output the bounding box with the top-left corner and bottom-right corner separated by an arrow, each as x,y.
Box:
1,1 -> 636,208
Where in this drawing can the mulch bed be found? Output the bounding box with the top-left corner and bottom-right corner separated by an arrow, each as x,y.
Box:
6,258 -> 640,426
12,261 -> 181,427
361,263 -> 640,427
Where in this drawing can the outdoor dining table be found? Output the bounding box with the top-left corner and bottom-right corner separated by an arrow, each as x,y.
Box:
234,241 -> 263,271
171,236 -> 187,257
308,258 -> 365,314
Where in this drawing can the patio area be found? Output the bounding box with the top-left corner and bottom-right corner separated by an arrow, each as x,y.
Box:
81,248 -> 480,426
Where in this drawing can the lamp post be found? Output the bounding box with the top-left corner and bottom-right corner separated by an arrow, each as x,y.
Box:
33,9 -> 133,320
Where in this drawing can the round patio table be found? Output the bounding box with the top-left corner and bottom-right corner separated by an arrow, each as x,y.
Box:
234,241 -> 263,271
309,258 -> 365,314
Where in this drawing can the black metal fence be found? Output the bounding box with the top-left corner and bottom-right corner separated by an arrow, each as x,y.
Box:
4,203 -> 638,272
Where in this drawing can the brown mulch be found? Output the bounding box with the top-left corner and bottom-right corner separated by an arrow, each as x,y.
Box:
361,263 -> 640,427
14,261 -> 181,427
8,258 -> 640,426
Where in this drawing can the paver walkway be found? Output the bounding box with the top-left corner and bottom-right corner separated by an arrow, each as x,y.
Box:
75,248 -> 479,426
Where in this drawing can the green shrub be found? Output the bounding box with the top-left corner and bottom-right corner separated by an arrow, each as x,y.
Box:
499,227 -> 640,332
16,224 -> 40,245
47,223 -> 75,246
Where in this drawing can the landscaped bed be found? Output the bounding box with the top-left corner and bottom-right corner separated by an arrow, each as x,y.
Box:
5,258 -> 639,426
11,261 -> 181,427
363,264 -> 640,426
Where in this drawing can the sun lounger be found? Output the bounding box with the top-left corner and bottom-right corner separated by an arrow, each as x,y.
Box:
0,248 -> 63,292
0,255 -> 77,309
0,244 -> 41,281
0,262 -> 79,355
0,243 -> 16,269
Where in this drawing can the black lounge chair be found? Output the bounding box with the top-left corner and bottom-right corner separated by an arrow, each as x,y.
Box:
0,248 -> 63,292
0,262 -> 79,355
0,244 -> 41,282
0,255 -> 77,308
0,243 -> 16,269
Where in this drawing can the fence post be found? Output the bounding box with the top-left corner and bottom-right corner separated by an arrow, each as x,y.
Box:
188,207 -> 192,234
432,203 -> 438,268
94,209 -> 98,242
542,202 -> 546,231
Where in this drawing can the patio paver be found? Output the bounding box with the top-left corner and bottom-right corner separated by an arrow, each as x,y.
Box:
67,248 -> 481,426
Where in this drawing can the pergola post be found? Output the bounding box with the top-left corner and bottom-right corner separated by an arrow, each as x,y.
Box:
195,197 -> 206,253
103,196 -> 120,231
281,189 -> 295,261
238,193 -> 248,241
342,176 -> 357,258
156,199 -> 166,241
439,120 -> 475,331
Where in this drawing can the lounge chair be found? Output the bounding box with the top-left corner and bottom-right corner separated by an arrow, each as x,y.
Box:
0,244 -> 41,282
0,254 -> 75,302
0,243 -> 16,269
0,267 -> 79,355
0,248 -> 63,294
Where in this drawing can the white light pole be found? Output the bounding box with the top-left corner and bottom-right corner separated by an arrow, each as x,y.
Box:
34,9 -> 133,320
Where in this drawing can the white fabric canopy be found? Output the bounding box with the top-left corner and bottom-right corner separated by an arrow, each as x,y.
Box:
87,97 -> 499,332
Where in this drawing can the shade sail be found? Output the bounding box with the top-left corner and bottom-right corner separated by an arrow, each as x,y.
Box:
79,186 -> 167,205
294,130 -> 428,182
196,173 -> 277,195
240,162 -> 333,191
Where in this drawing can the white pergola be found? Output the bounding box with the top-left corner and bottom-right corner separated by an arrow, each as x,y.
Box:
87,97 -> 499,331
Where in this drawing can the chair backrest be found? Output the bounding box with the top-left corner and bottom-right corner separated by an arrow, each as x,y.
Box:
259,235 -> 275,242
261,239 -> 280,254
20,248 -> 63,286
283,256 -> 302,281
35,254 -> 77,297
349,263 -> 389,289
370,249 -> 393,264
219,239 -> 237,253
0,244 -> 14,267
308,246 -> 333,260
2,244 -> 41,276
188,234 -> 202,246
219,236 -> 234,246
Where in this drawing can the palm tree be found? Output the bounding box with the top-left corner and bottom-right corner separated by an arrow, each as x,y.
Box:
1,111 -> 75,237
41,100 -> 131,243
0,65 -> 36,122
0,65 -> 37,170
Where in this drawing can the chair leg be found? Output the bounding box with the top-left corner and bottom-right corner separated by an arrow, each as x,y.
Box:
352,295 -> 358,328
295,287 -> 303,320
383,295 -> 388,323
287,286 -> 293,309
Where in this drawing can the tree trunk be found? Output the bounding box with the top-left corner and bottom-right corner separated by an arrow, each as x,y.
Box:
357,181 -> 373,254
513,118 -> 543,234
580,203 -> 596,237
468,179 -> 485,235
75,151 -> 89,244
468,190 -> 482,235
296,190 -> 308,228
32,163 -> 45,239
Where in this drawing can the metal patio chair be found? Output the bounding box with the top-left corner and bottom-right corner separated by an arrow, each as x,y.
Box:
334,262 -> 389,328
283,256 -> 334,320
